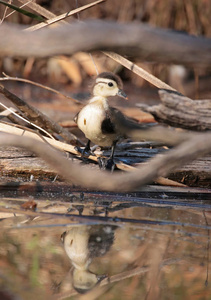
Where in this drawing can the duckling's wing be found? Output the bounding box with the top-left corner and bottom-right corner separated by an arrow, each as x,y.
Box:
108,107 -> 148,137
101,108 -> 124,135
101,116 -> 116,134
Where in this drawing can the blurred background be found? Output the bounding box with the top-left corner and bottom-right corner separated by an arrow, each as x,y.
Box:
0,0 -> 211,102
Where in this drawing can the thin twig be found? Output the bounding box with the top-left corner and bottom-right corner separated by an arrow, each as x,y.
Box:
5,0 -> 33,19
18,0 -> 67,23
0,102 -> 54,139
25,0 -> 106,32
0,0 -> 11,25
89,53 -> 99,75
0,121 -> 83,156
103,52 -> 177,92
17,0 -> 54,18
0,72 -> 83,105
0,106 -> 16,117
75,0 -> 80,21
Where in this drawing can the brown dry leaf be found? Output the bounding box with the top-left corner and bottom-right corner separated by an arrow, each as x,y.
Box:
56,56 -> 82,85
104,55 -> 119,71
23,57 -> 35,78
73,52 -> 104,75
47,57 -> 63,81
121,107 -> 156,123
21,200 -> 37,211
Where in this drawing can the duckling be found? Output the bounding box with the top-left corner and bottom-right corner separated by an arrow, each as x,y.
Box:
74,72 -> 144,170
61,225 -> 115,293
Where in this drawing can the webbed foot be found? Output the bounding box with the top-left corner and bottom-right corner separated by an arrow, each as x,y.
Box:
75,146 -> 92,157
75,140 -> 92,157
98,157 -> 116,172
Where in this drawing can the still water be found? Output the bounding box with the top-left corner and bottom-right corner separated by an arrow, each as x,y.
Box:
0,195 -> 210,300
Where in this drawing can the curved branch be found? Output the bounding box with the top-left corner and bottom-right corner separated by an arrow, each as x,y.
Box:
0,132 -> 210,191
0,21 -> 211,66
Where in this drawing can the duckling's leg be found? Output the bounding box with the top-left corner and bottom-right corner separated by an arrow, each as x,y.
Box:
83,139 -> 91,155
98,142 -> 116,171
106,143 -> 116,171
76,139 -> 92,157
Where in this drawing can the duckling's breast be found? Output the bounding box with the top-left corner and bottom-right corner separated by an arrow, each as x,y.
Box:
76,102 -> 117,146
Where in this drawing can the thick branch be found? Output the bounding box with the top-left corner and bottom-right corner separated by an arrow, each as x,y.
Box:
138,90 -> 211,131
0,132 -> 210,192
0,21 -> 211,66
0,83 -> 81,144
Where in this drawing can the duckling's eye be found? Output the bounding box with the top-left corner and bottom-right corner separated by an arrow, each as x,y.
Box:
108,82 -> 113,87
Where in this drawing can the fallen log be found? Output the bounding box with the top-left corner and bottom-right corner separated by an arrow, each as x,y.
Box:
138,90 -> 211,131
0,146 -> 210,188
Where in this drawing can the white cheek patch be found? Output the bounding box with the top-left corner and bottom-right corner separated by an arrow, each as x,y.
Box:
96,78 -> 117,87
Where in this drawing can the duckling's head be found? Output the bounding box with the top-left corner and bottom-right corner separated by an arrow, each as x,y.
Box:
92,72 -> 127,99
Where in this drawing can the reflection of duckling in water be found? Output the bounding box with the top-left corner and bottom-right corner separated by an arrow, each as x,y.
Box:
61,225 -> 116,294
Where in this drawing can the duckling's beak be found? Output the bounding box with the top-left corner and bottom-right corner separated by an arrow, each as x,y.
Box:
117,89 -> 128,99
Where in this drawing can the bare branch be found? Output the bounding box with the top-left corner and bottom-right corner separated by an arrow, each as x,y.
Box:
18,0 -> 62,19
104,52 -> 176,91
25,0 -> 106,32
0,83 -> 82,145
0,132 -> 210,191
0,0 -> 11,25
5,0 -> 33,19
0,122 -> 93,160
0,21 -> 210,66
0,102 -> 54,139
0,73 -> 83,105
0,106 -> 16,117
